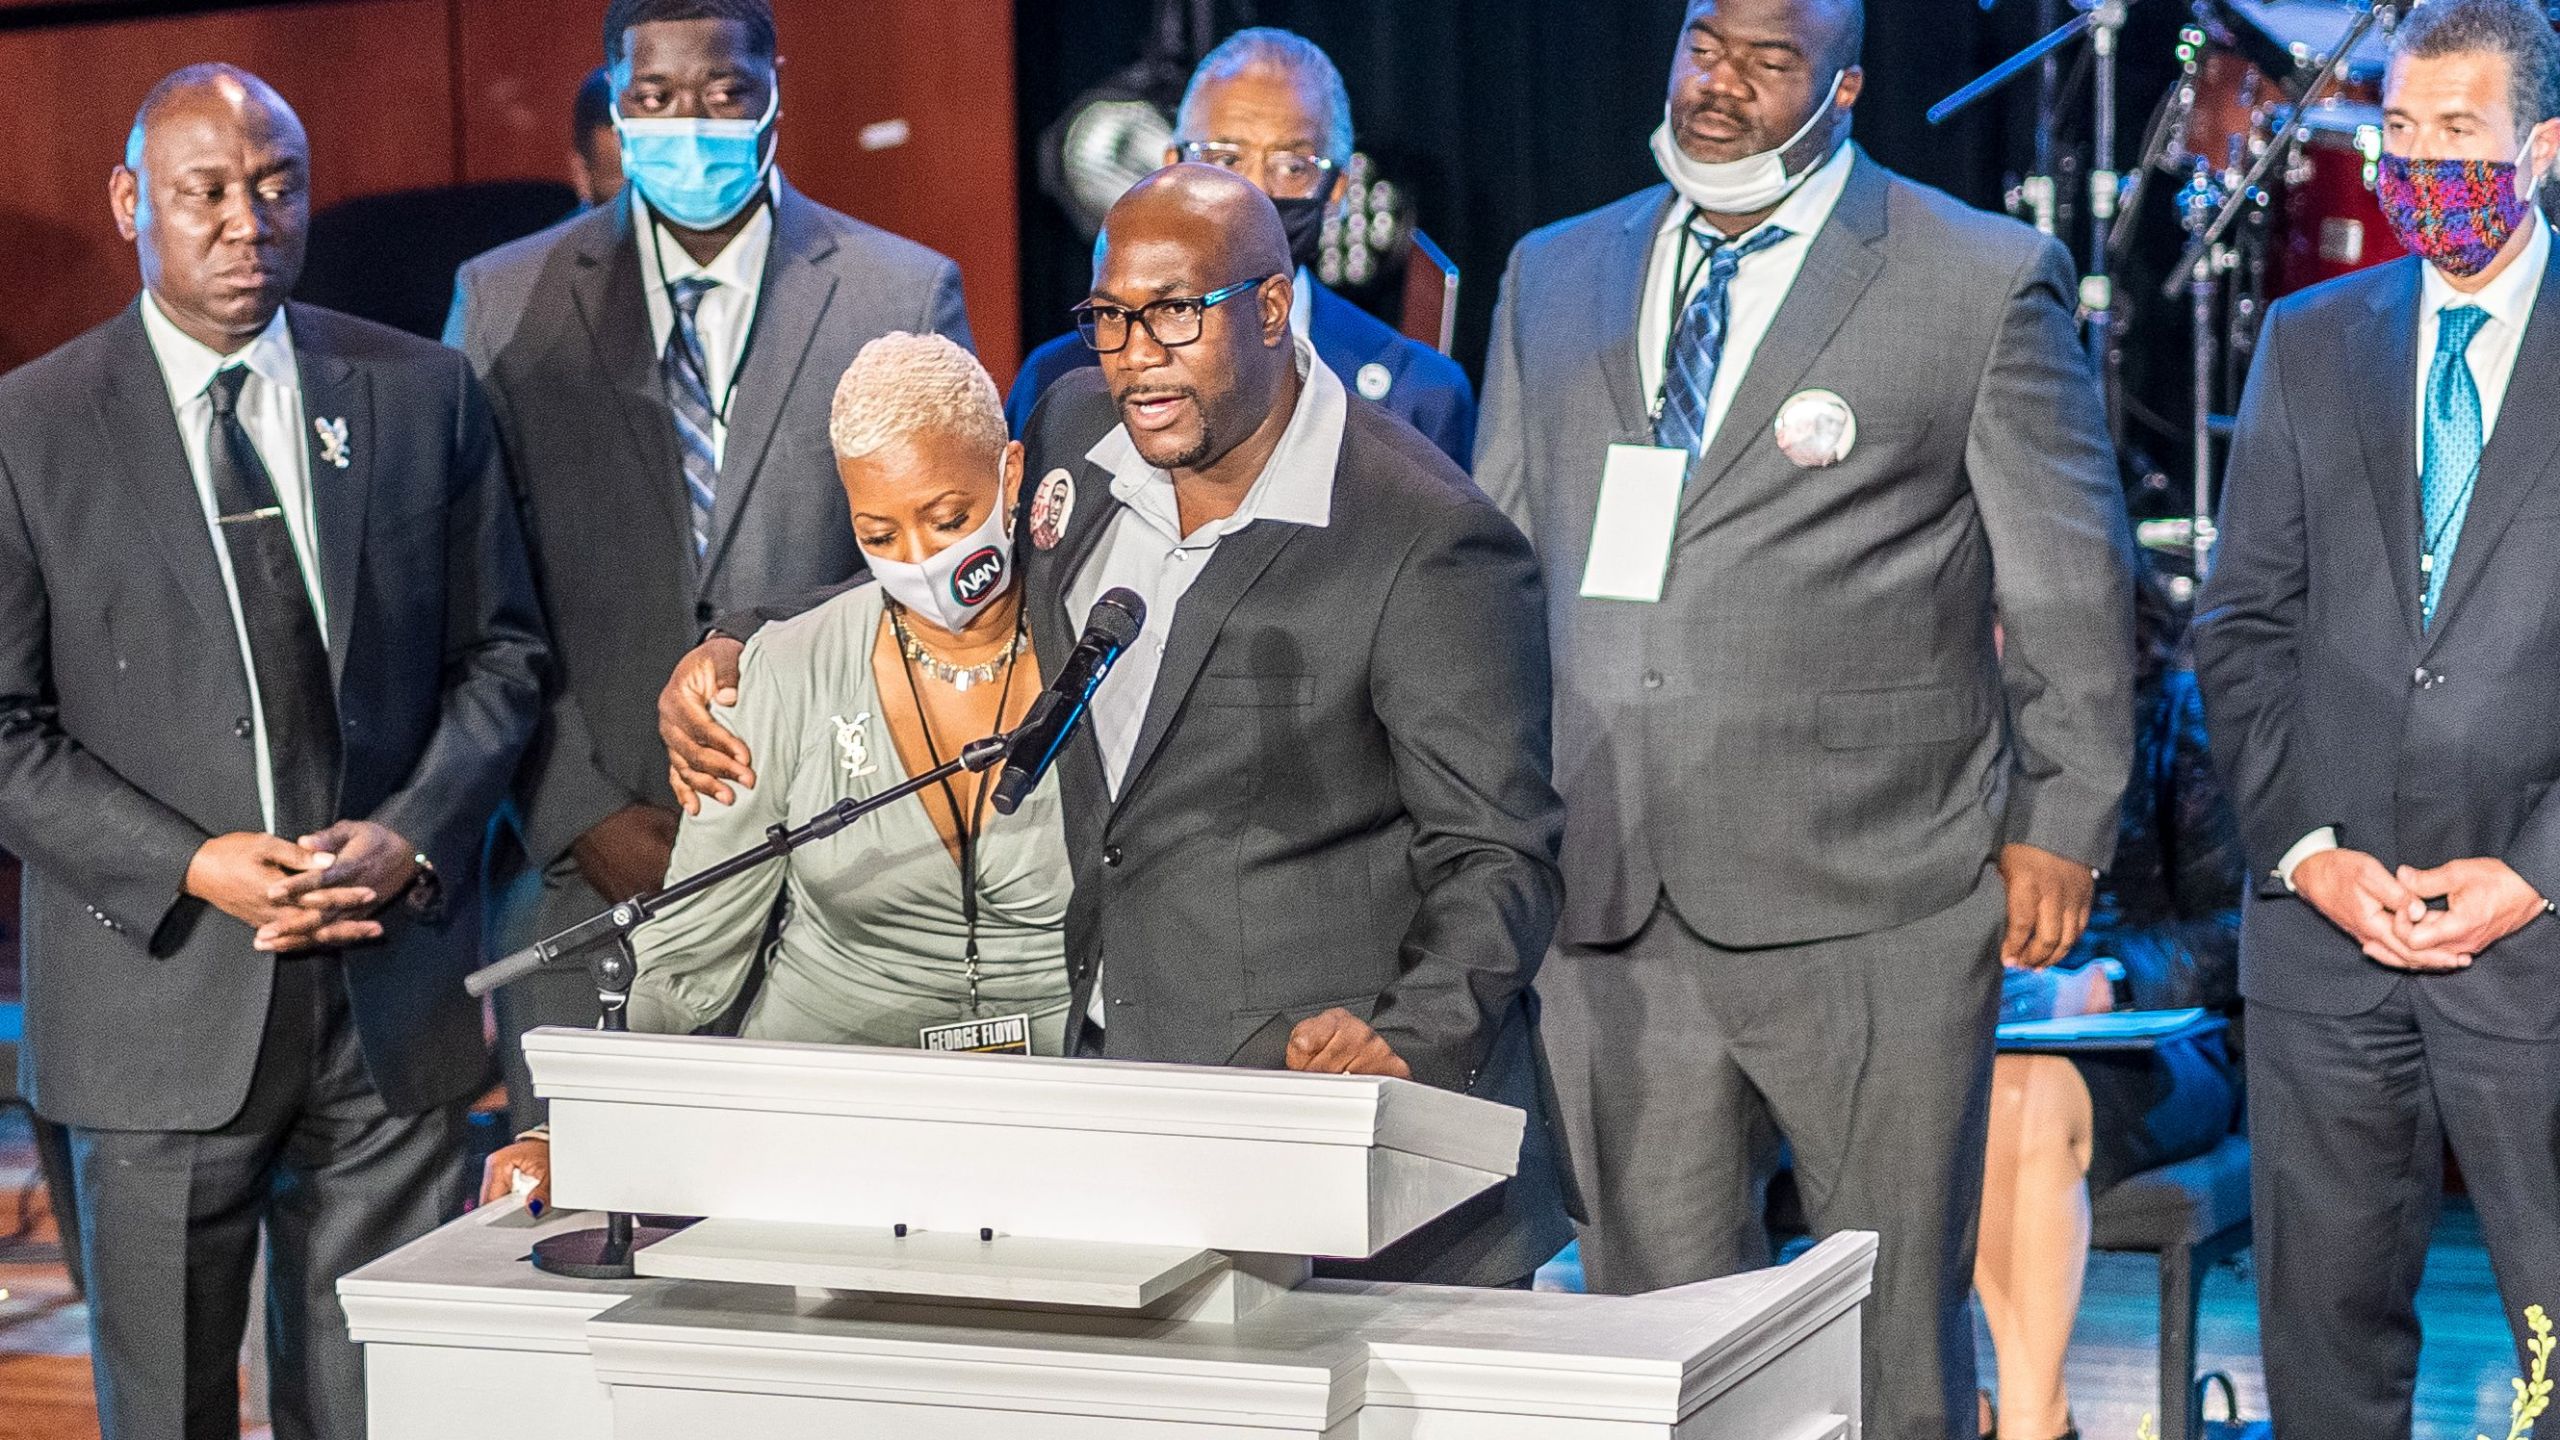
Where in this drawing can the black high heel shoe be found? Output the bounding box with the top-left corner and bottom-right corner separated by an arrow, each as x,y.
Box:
1978,1392 -> 2079,1440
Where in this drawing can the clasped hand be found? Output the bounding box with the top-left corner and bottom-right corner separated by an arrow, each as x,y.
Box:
2292,849 -> 2546,971
184,819 -> 416,953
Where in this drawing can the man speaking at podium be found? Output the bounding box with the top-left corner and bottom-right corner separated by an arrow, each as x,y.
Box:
658,165 -> 1574,1289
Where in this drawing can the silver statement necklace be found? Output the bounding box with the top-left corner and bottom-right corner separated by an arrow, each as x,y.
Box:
887,603 -> 1025,693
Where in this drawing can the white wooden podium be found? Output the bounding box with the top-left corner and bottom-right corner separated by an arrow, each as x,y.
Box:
345,1029 -> 1875,1438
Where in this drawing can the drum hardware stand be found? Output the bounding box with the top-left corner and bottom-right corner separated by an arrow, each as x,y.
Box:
1932,0 -> 2135,428
2085,0 -> 2128,439
2159,0 -> 2401,575
2034,0 -> 2067,238
2177,157 -> 2232,577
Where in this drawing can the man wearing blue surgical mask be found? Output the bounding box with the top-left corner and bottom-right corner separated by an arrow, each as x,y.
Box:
445,0 -> 973,1133
1474,0 -> 2134,1436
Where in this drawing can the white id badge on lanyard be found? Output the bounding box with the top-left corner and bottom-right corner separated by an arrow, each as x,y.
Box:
1579,443 -> 1690,602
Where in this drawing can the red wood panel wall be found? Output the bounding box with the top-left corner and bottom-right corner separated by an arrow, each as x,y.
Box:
0,0 -> 454,370
0,0 -> 1020,378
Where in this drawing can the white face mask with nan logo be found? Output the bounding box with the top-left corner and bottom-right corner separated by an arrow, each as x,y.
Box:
866,471 -> 1015,634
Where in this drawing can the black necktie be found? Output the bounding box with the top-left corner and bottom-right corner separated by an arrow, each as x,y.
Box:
205,366 -> 340,838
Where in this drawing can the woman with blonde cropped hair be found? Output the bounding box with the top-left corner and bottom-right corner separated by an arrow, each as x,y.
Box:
481,332 -> 1071,1207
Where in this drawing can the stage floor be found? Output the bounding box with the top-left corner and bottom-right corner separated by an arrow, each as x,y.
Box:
0,1110 -> 2530,1440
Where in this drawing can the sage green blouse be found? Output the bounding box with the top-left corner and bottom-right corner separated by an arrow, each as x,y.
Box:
627,584 -> 1074,1054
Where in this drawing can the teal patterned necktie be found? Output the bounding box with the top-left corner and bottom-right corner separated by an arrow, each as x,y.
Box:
2420,304 -> 2490,630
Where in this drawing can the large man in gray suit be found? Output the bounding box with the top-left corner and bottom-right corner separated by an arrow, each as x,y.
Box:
2197,3 -> 2560,1433
445,0 -> 970,1123
1474,0 -> 2133,1434
0,67 -> 545,1440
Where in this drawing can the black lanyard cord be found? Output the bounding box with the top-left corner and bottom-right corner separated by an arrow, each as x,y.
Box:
887,599 -> 1027,1015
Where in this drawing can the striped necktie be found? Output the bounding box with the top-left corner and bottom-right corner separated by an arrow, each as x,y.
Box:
1653,223 -> 1792,457
663,274 -> 721,558
2420,304 -> 2489,630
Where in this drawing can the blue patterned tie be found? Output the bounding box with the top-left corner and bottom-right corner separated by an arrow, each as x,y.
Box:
663,274 -> 721,558
1653,223 -> 1793,456
2420,304 -> 2489,630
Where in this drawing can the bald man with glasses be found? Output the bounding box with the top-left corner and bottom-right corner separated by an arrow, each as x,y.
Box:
662,163 -> 1574,1289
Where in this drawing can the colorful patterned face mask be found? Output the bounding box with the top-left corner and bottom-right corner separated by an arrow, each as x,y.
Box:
2375,153 -> 2537,279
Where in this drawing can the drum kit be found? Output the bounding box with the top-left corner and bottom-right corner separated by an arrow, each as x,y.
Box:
1936,0 -> 2425,576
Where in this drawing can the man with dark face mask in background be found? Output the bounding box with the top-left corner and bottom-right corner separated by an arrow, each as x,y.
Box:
1005,28 -> 1477,469
2198,1 -> 2560,1433
1474,0 -> 2134,1435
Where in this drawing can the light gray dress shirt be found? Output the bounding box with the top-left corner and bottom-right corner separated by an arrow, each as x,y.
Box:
1065,338 -> 1348,1021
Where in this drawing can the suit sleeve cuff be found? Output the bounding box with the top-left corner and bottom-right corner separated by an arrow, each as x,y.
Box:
2276,826 -> 2339,892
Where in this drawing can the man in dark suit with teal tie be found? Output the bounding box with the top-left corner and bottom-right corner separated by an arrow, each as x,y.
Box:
2198,2 -> 2560,1431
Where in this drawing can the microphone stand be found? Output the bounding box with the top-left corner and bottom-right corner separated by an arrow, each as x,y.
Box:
467,731 -> 1011,1279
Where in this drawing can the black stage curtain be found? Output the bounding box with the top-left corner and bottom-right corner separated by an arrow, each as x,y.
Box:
1013,0 -> 2189,393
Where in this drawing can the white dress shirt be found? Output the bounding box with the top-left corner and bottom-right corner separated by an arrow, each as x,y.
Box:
633,176 -> 778,467
1636,143 -> 1856,447
2278,214 -> 2551,889
139,294 -> 322,837
1066,338 -> 1348,1021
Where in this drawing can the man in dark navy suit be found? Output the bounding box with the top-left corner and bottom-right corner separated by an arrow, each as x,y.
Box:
2197,1 -> 2560,1433
1005,28 -> 1475,469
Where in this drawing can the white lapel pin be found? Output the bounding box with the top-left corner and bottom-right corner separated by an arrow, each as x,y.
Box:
1773,389 -> 1857,469
313,416 -> 352,470
830,711 -> 878,781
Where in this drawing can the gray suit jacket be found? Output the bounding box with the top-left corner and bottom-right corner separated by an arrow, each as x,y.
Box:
0,302 -> 548,1130
446,183 -> 970,865
2197,248 -> 2560,1040
1476,148 -> 2134,950
1023,367 -> 1575,1283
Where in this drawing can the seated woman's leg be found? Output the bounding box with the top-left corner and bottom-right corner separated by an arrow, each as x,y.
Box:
1974,1052 -> 2095,1440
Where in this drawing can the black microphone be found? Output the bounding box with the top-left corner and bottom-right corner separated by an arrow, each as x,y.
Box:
991,587 -> 1145,815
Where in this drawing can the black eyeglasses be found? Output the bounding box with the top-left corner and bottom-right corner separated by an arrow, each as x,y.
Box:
1070,276 -> 1275,354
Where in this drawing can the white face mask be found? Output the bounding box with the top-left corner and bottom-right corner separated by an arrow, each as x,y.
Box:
865,470 -> 1016,634
1649,70 -> 1845,216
